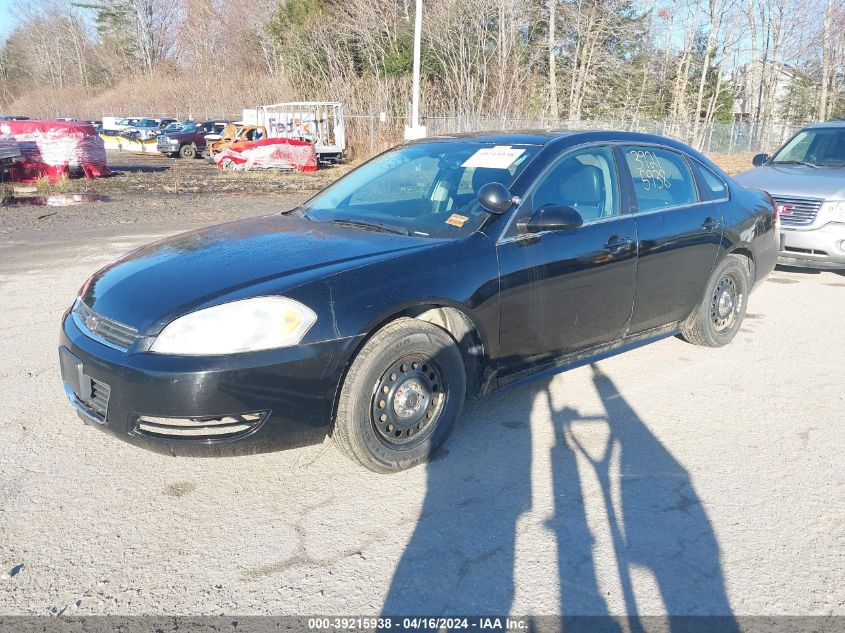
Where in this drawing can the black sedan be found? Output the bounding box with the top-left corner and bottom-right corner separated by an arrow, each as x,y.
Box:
59,131 -> 778,472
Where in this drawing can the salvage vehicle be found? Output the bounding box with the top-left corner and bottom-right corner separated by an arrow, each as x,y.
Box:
734,120 -> 845,269
59,131 -> 778,472
156,121 -> 224,158
100,129 -> 159,154
128,117 -> 177,140
207,123 -> 266,157
243,101 -> 345,164
103,117 -> 142,133
0,133 -> 22,179
213,136 -> 317,172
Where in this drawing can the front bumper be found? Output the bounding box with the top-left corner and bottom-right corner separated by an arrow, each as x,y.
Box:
156,142 -> 179,154
779,222 -> 845,270
59,309 -> 361,456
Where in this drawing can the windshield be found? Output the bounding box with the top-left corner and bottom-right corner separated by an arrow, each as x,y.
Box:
771,128 -> 845,166
165,122 -> 196,133
305,141 -> 539,238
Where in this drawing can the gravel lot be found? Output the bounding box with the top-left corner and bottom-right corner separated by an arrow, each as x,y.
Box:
0,173 -> 843,618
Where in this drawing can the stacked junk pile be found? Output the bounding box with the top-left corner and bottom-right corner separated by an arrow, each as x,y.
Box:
0,120 -> 109,182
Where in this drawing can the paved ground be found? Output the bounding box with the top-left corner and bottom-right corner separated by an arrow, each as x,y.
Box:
0,191 -> 843,617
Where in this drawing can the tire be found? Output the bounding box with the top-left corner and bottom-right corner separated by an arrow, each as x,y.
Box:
680,254 -> 750,347
179,144 -> 197,159
332,317 -> 466,473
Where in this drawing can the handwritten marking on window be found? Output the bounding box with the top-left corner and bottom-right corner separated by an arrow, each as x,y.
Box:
629,150 -> 670,192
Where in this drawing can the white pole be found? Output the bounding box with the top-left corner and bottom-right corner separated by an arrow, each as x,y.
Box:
405,0 -> 426,140
411,0 -> 422,128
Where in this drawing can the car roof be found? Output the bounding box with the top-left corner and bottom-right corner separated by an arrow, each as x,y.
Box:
421,129 -> 700,149
803,120 -> 845,130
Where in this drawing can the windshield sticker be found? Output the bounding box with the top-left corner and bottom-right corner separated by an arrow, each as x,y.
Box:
462,146 -> 525,169
445,213 -> 469,228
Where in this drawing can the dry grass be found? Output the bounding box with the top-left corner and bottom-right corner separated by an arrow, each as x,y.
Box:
8,149 -> 757,201
710,153 -> 756,176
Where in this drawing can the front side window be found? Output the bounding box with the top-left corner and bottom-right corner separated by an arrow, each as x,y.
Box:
305,141 -> 539,238
624,146 -> 698,212
771,128 -> 845,167
528,146 -> 621,222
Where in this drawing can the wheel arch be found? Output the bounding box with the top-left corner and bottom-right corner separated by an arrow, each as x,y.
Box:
328,301 -> 491,434
725,244 -> 756,282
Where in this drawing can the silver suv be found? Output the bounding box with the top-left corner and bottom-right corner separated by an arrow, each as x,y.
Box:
734,120 -> 845,269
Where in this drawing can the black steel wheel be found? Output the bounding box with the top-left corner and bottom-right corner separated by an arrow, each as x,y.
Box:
333,318 -> 466,472
371,355 -> 445,448
681,254 -> 750,347
710,272 -> 743,333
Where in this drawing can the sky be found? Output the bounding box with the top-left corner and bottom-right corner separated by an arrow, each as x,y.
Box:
0,0 -> 16,38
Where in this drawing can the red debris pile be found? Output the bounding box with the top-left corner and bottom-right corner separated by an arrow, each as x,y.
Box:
0,120 -> 109,181
213,137 -> 318,173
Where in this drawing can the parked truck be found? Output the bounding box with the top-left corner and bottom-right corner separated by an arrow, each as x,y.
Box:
241,102 -> 345,164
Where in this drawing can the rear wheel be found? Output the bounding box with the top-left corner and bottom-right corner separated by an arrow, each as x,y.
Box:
179,144 -> 197,159
680,254 -> 750,347
332,318 -> 465,473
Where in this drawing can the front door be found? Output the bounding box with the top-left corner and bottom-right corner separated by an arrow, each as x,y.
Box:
496,145 -> 638,378
619,145 -> 723,334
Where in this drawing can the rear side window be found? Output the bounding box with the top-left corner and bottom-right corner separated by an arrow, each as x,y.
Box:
696,162 -> 728,200
624,146 -> 698,212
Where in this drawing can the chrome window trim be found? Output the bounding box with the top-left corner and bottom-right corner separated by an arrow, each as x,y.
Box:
497,214 -> 631,245
630,199 -> 716,218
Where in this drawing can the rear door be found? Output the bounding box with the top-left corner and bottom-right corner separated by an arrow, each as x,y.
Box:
619,145 -> 723,334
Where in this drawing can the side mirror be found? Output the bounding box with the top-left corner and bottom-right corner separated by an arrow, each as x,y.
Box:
526,204 -> 583,233
752,153 -> 769,167
477,182 -> 515,214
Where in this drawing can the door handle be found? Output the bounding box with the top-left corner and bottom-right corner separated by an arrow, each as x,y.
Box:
701,217 -> 722,231
603,236 -> 632,253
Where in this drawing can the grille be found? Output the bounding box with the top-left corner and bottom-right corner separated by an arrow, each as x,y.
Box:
135,412 -> 266,442
772,196 -> 823,227
86,378 -> 111,420
74,300 -> 138,350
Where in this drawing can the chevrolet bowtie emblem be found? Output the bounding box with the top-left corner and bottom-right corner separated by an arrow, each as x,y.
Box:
85,314 -> 99,331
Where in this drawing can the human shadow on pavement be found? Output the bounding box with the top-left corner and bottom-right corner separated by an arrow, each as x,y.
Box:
383,361 -> 737,631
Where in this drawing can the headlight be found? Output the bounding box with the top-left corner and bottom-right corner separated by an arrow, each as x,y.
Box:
168,138 -> 179,144
150,296 -> 317,355
819,200 -> 845,224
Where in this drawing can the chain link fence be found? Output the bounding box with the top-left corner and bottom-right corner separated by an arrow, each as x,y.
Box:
86,107 -> 804,157
424,116 -> 803,155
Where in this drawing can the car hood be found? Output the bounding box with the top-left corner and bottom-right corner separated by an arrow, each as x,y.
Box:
80,213 -> 435,334
734,164 -> 845,199
161,131 -> 195,140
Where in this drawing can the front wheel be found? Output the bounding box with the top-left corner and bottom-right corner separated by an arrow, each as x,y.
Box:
680,254 -> 750,347
179,144 -> 197,159
332,318 -> 466,473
